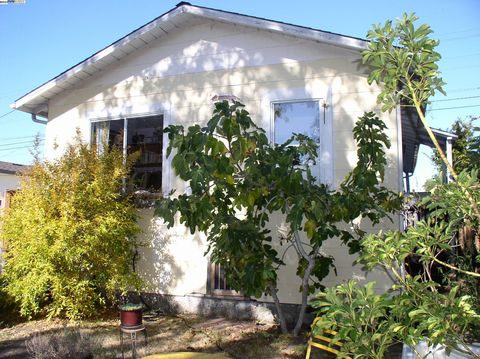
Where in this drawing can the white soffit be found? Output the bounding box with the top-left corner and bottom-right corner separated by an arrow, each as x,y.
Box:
12,3 -> 369,116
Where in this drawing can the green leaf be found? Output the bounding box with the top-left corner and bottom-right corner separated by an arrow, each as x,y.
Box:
304,219 -> 317,239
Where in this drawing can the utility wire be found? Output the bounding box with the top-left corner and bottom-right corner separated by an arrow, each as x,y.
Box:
0,135 -> 44,141
429,104 -> 480,112
0,109 -> 15,119
0,152 -> 24,160
442,33 -> 480,42
431,95 -> 480,103
448,87 -> 480,93
438,27 -> 480,36
442,52 -> 480,60
443,64 -> 480,71
0,143 -> 43,152
0,147 -> 36,160
0,139 -> 44,147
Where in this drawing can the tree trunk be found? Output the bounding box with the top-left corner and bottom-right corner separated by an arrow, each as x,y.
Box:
268,283 -> 288,334
290,229 -> 317,337
293,256 -> 315,336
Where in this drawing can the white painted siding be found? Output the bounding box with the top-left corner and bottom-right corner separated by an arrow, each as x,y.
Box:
45,20 -> 399,304
0,173 -> 20,212
0,172 -> 22,271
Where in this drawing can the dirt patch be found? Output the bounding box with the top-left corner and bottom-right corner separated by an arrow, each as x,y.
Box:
0,313 -> 306,359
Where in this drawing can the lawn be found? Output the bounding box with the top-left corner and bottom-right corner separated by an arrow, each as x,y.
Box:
0,311 -> 307,358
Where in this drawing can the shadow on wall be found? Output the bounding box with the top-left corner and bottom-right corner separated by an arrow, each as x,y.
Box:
48,20 -> 375,137
135,209 -> 184,294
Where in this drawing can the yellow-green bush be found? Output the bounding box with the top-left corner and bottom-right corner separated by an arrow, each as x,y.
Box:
0,136 -> 141,319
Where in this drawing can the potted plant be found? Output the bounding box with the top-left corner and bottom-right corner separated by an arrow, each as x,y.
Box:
119,303 -> 144,328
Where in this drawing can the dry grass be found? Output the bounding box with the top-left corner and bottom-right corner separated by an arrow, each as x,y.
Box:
0,312 -> 307,359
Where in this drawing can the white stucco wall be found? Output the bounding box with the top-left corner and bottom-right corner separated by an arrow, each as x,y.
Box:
44,20 -> 401,304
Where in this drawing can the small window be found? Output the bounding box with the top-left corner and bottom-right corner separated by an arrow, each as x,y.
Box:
273,100 -> 323,177
4,190 -> 16,209
273,100 -> 320,145
207,262 -> 242,297
91,115 -> 164,193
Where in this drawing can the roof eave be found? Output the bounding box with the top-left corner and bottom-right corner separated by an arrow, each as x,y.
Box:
11,5 -> 190,114
0,170 -> 16,175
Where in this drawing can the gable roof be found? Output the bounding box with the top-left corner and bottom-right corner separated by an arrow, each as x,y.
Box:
11,3 -> 454,178
11,2 -> 369,118
0,161 -> 27,175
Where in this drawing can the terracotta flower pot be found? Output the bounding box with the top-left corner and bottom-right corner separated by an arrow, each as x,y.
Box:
119,304 -> 143,327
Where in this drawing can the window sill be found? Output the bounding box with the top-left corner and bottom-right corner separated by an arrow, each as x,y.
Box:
133,190 -> 162,208
202,292 -> 251,301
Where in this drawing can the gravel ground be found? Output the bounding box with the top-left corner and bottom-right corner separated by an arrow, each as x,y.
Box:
0,313 -> 305,359
0,311 -> 404,358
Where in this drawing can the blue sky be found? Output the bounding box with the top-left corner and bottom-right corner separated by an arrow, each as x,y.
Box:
0,0 -> 479,188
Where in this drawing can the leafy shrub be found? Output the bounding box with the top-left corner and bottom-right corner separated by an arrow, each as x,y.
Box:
312,279 -> 479,359
0,276 -> 19,326
311,281 -> 395,358
312,175 -> 480,358
0,135 -> 142,319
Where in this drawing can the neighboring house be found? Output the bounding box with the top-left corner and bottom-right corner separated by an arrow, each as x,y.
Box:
0,161 -> 26,271
0,161 -> 25,213
10,3 -> 455,320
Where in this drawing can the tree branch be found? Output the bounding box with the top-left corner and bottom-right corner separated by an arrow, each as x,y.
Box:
407,80 -> 480,223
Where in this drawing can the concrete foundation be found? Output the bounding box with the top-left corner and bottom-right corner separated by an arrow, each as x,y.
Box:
133,292 -> 307,327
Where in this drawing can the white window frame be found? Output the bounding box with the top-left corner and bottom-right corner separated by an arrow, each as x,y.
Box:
89,108 -> 172,196
261,88 -> 334,186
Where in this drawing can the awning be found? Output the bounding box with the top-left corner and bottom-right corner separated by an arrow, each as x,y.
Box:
401,106 -> 457,175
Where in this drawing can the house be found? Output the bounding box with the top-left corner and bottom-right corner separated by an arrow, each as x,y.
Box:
10,3 -> 455,321
0,161 -> 25,213
0,160 -> 26,271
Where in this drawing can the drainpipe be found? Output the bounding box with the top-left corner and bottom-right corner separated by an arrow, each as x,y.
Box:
405,172 -> 411,194
31,114 -> 47,125
32,113 -> 48,125
446,137 -> 453,183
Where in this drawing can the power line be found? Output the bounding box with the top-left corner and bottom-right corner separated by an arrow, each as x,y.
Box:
0,144 -> 41,152
437,27 -> 480,36
443,64 -> 480,72
431,95 -> 480,103
429,104 -> 480,112
0,139 -> 44,147
442,33 -> 480,42
442,52 -> 480,60
0,135 -> 44,141
0,109 -> 15,119
448,86 -> 480,93
0,148 -> 28,160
